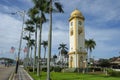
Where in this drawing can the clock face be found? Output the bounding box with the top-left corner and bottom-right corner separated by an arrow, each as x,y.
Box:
78,21 -> 82,26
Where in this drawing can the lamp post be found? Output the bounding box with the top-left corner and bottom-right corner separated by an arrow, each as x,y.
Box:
11,10 -> 25,73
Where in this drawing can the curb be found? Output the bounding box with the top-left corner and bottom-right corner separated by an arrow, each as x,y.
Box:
23,69 -> 34,80
8,71 -> 14,80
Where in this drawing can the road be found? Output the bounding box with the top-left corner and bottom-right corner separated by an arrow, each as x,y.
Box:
0,64 -> 15,80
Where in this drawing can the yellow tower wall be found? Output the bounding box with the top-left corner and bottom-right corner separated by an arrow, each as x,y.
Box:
68,9 -> 87,69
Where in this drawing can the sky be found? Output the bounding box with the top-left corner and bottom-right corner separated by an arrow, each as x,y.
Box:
0,0 -> 120,60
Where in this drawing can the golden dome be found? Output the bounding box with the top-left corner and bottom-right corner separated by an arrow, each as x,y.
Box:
71,9 -> 83,17
69,9 -> 85,21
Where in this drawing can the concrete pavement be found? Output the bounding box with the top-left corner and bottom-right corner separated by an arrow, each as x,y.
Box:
12,65 -> 33,80
0,64 -> 15,80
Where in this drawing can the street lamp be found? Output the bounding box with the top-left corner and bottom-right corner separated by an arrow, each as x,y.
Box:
11,10 -> 25,73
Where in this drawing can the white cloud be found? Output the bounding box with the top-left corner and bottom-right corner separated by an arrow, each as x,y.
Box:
20,0 -> 33,7
0,13 -> 22,53
41,21 -> 69,55
0,4 -> 20,14
60,0 -> 120,22
87,0 -> 120,22
85,26 -> 120,41
0,0 -> 120,59
85,25 -> 120,59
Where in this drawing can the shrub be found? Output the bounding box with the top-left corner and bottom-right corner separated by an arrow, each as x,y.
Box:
93,67 -> 102,71
27,66 -> 33,72
42,67 -> 54,72
42,67 -> 47,72
108,69 -> 120,77
50,66 -> 54,72
54,66 -> 62,72
35,68 -> 37,72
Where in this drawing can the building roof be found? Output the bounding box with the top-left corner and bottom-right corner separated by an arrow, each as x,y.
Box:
111,58 -> 120,65
69,9 -> 85,21
71,9 -> 83,17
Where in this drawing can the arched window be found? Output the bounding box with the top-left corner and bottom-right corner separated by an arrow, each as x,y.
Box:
70,56 -> 73,62
70,30 -> 73,36
70,56 -> 73,68
78,21 -> 82,26
80,56 -> 83,62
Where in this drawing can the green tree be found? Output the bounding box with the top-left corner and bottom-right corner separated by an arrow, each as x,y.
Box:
41,40 -> 48,59
98,59 -> 111,68
53,54 -> 57,66
23,36 -> 30,66
31,0 -> 48,76
47,1 -> 64,79
27,7 -> 39,73
58,43 -> 68,56
85,39 -> 96,63
31,0 -> 64,78
29,39 -> 35,66
58,43 -> 68,68
23,20 -> 35,67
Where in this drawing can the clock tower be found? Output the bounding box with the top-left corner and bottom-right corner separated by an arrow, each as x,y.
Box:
68,9 -> 87,69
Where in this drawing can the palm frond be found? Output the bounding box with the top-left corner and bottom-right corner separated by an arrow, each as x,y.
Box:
24,26 -> 35,32
41,12 -> 47,23
23,36 -> 30,41
25,19 -> 34,25
28,7 -> 39,19
54,2 -> 64,13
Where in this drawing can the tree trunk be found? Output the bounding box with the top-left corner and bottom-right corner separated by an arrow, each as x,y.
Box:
47,0 -> 52,80
30,47 -> 33,67
37,15 -> 42,76
26,44 -> 30,66
33,24 -> 37,73
44,47 -> 46,59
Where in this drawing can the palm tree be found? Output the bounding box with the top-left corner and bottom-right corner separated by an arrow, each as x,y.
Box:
58,43 -> 68,68
41,41 -> 48,59
53,54 -> 57,66
58,43 -> 68,54
64,54 -> 69,67
31,0 -> 48,76
48,0 -> 64,58
23,36 -> 30,66
41,41 -> 48,67
24,20 -> 35,66
85,39 -> 89,52
29,39 -> 35,66
23,37 -> 35,67
27,7 -> 39,73
47,0 -> 64,79
85,39 -> 96,71
24,21 -> 35,50
31,0 -> 64,78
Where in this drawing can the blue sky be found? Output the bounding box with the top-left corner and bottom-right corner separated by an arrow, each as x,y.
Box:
0,0 -> 120,60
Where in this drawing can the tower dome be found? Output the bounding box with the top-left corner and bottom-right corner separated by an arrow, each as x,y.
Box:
69,9 -> 85,21
71,9 -> 82,17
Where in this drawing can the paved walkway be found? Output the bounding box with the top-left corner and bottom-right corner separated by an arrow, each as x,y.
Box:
0,64 -> 15,80
12,66 -> 33,80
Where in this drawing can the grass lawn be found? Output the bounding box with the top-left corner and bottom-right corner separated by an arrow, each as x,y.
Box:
29,72 -> 120,80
